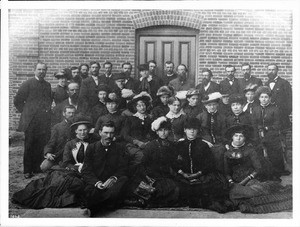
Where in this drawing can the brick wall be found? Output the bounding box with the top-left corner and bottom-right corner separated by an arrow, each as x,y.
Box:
9,9 -> 293,131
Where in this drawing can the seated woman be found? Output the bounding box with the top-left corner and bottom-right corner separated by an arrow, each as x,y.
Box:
151,86 -> 173,120
174,117 -> 230,212
12,116 -> 96,209
224,124 -> 292,213
126,116 -> 179,207
182,89 -> 203,118
165,96 -> 186,142
122,92 -> 155,169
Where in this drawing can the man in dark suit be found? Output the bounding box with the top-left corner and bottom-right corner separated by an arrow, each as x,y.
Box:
82,121 -> 128,217
196,68 -> 220,100
79,63 -> 89,80
148,60 -> 163,87
53,82 -> 80,125
265,63 -> 292,131
161,61 -> 177,86
123,62 -> 140,93
14,62 -> 53,178
169,64 -> 193,92
79,61 -> 105,114
40,105 -> 76,172
219,65 -> 240,95
238,63 -> 262,93
99,61 -> 115,89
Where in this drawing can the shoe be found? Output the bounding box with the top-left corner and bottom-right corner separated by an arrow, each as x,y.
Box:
123,198 -> 145,207
24,173 -> 33,179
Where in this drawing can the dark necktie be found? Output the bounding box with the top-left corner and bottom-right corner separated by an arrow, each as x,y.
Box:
261,106 -> 266,127
77,143 -> 85,163
209,113 -> 216,144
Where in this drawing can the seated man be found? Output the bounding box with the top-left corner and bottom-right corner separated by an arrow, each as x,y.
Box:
81,121 -> 128,217
40,105 -> 76,172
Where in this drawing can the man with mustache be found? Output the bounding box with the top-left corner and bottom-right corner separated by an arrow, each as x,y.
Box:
53,82 -> 80,125
238,63 -> 262,93
219,65 -> 240,95
196,68 -> 220,101
168,64 -> 193,92
265,63 -> 292,131
82,121 -> 128,217
161,61 -> 177,86
14,62 -> 53,178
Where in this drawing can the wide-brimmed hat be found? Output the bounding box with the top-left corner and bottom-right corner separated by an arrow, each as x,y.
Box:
225,124 -> 254,141
156,86 -> 172,97
113,72 -> 127,81
54,70 -> 69,79
243,83 -> 258,93
229,94 -> 245,105
255,86 -> 272,97
186,89 -> 200,98
127,92 -> 152,113
70,114 -> 92,130
151,116 -> 172,131
202,92 -> 222,104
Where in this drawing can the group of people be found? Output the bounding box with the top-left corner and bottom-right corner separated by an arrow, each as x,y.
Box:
12,60 -> 293,216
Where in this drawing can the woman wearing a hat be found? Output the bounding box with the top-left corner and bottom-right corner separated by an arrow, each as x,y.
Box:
125,116 -> 179,207
62,115 -> 96,173
242,83 -> 260,115
224,124 -> 292,213
252,86 -> 290,177
151,86 -> 173,120
122,92 -> 155,171
53,70 -> 69,105
90,85 -> 109,125
182,89 -> 203,118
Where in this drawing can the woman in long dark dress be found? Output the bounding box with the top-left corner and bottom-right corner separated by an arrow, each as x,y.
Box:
224,124 -> 292,213
125,116 -> 180,207
12,116 -> 96,209
122,92 -> 155,169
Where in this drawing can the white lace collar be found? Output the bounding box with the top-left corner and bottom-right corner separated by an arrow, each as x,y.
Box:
133,112 -> 147,120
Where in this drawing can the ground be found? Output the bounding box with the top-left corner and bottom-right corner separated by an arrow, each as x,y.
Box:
8,131 -> 293,219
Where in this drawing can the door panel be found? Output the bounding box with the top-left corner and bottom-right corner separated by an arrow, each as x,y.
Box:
139,36 -> 196,85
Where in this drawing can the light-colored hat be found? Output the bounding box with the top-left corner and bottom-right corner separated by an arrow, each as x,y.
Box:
202,92 -> 222,104
175,90 -> 188,100
151,116 -> 171,131
186,89 -> 200,98
243,83 -> 258,93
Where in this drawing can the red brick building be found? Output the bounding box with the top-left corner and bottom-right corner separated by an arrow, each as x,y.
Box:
9,9 -> 292,130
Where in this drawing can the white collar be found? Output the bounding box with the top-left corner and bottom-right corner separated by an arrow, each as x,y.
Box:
231,142 -> 245,148
133,112 -> 147,120
167,73 -> 174,77
166,109 -> 185,119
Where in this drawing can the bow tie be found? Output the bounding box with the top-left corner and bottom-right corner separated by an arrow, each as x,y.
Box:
269,79 -> 277,83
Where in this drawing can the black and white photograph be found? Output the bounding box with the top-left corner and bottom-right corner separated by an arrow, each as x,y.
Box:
2,1 -> 300,226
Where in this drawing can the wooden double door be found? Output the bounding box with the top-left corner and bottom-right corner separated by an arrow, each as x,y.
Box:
137,26 -> 198,85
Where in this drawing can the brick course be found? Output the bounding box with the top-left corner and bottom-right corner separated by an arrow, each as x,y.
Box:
9,9 -> 292,134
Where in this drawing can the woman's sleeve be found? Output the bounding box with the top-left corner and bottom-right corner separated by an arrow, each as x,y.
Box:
62,142 -> 76,170
121,117 -> 134,143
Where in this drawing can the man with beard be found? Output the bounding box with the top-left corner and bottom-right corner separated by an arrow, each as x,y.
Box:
79,61 -> 105,113
238,63 -> 262,93
70,66 -> 83,86
196,68 -> 220,100
82,121 -> 128,217
265,63 -> 292,132
40,105 -> 76,172
219,65 -> 240,95
14,62 -> 53,178
168,64 -> 193,92
161,61 -> 177,86
99,61 -> 115,89
123,62 -> 140,93
53,82 -> 80,125
79,63 -> 90,79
